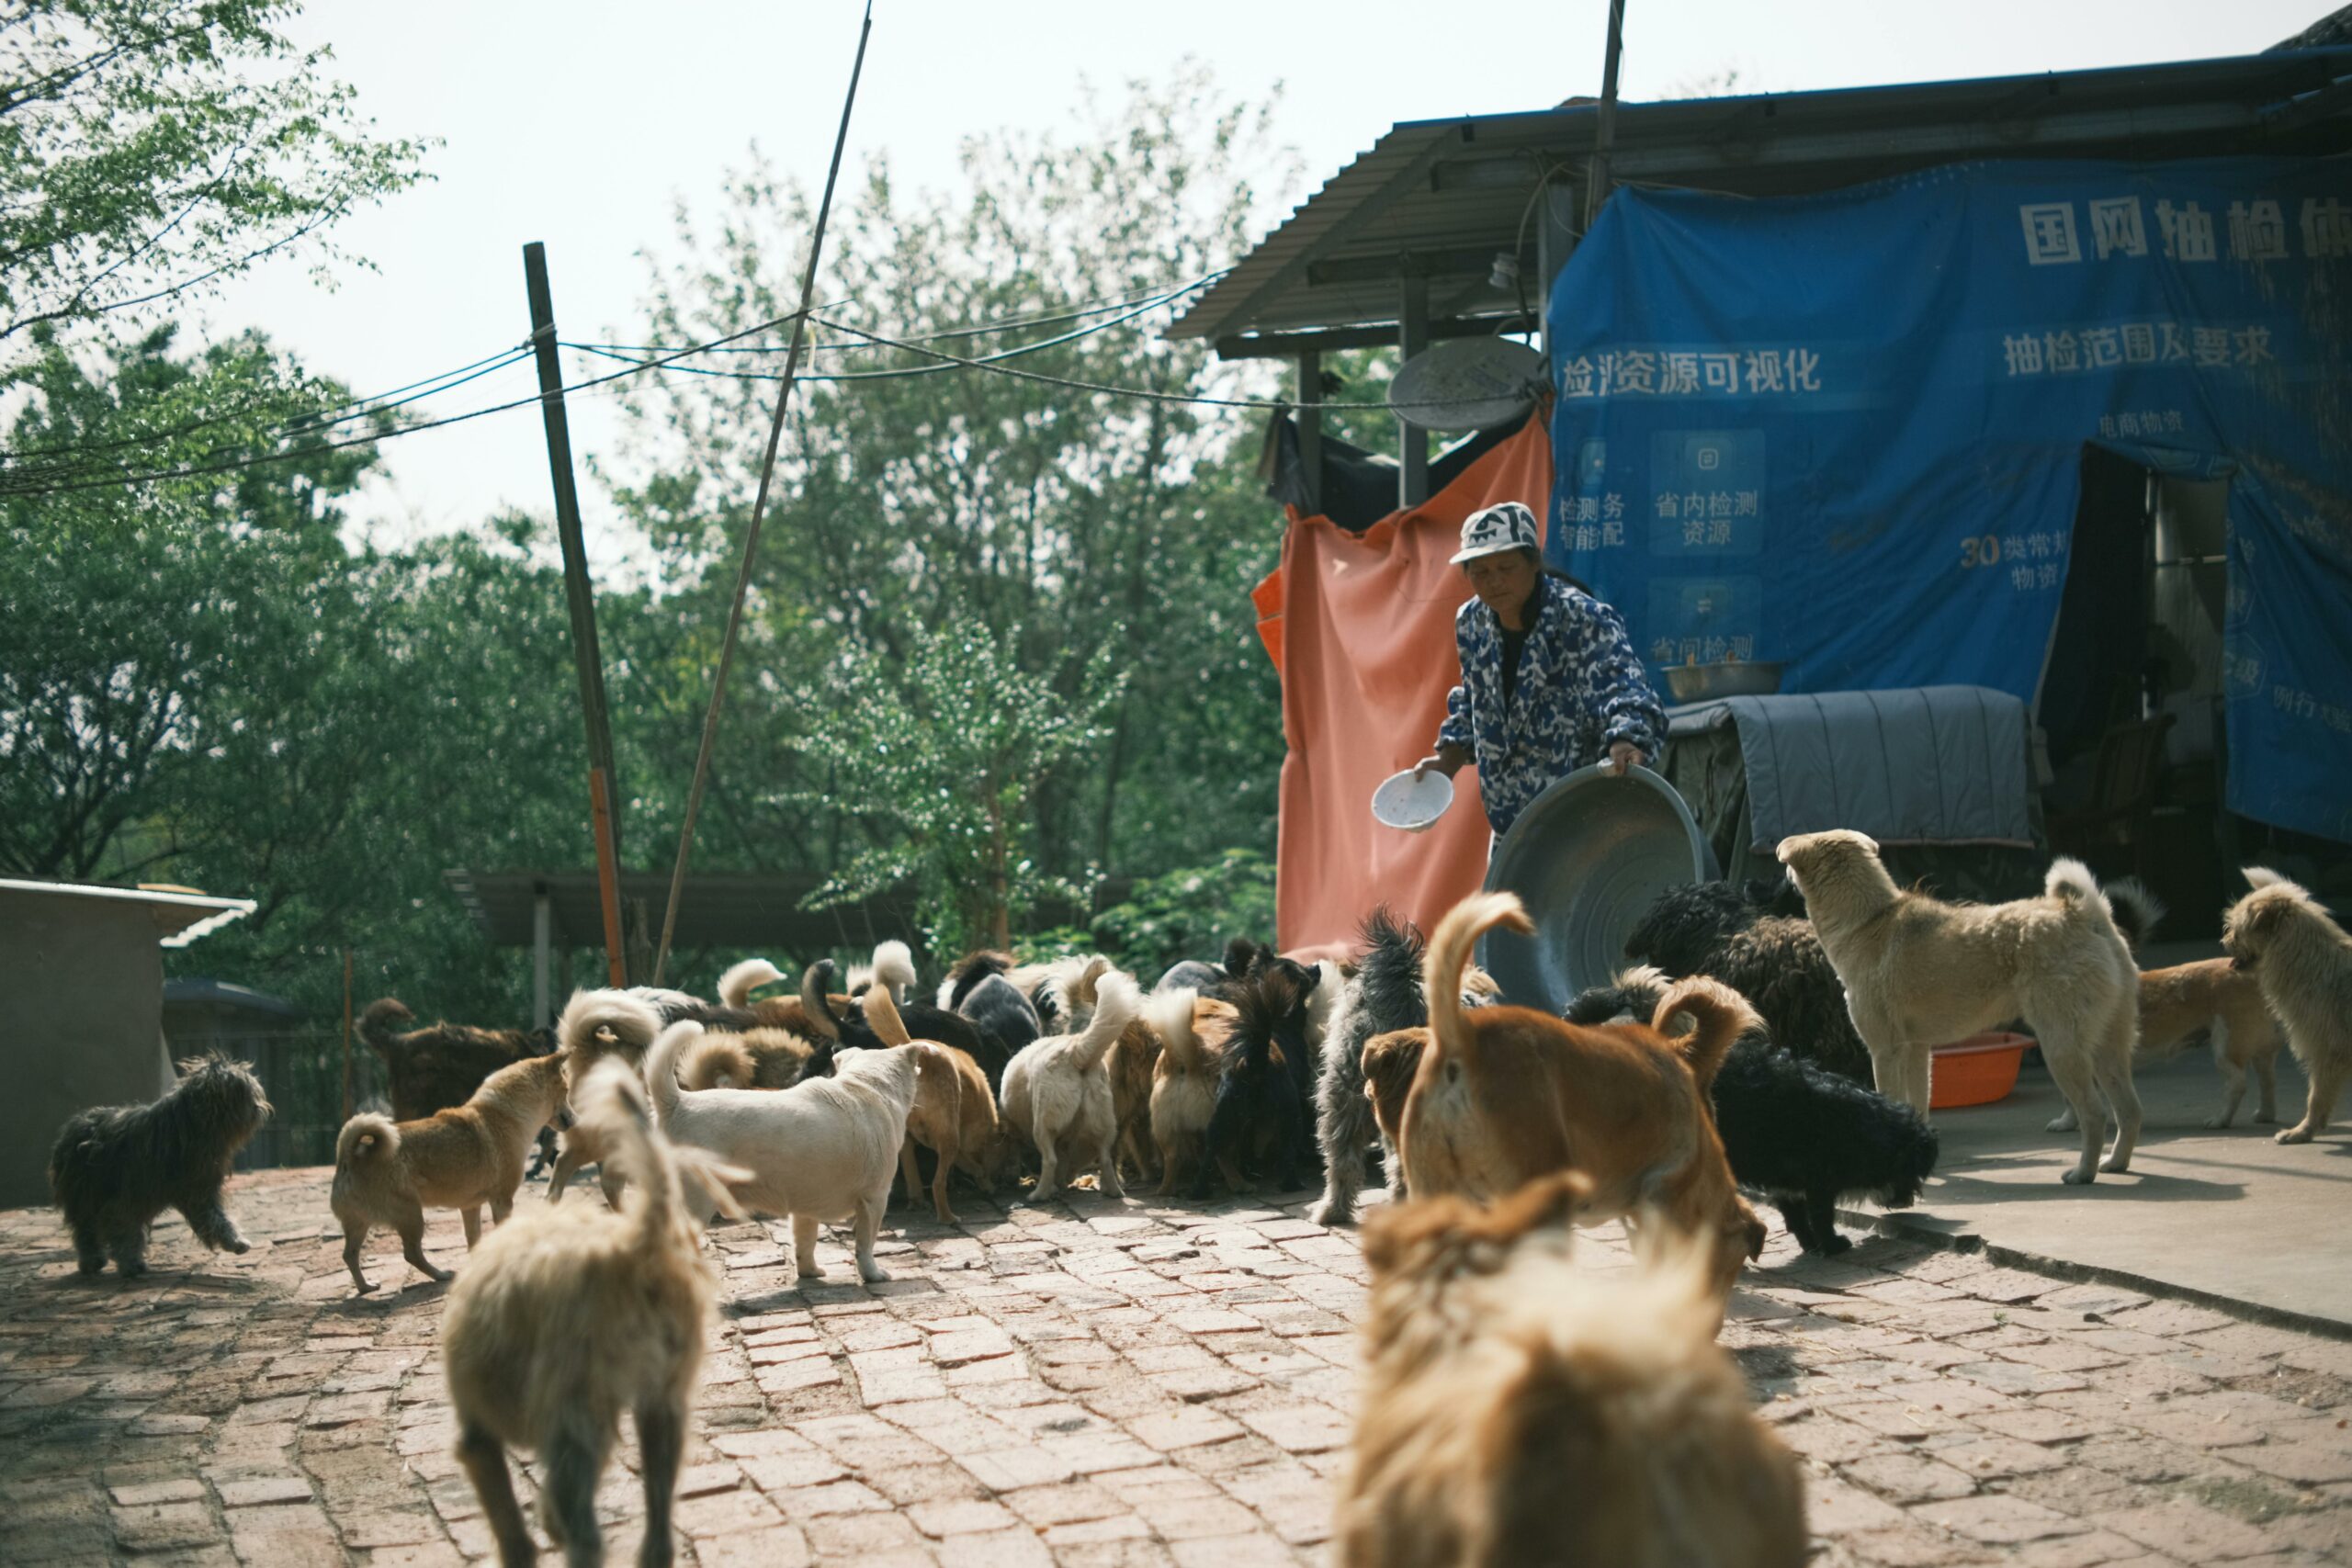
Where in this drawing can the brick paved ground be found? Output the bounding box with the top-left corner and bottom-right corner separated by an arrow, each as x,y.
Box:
6,1168 -> 2352,1566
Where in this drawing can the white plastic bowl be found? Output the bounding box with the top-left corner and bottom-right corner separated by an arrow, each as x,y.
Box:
1371,767 -> 1455,833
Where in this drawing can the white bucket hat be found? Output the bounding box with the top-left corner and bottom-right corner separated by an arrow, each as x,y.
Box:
1450,501 -> 1540,565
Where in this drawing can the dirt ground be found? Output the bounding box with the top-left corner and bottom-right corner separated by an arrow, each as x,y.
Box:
6,1166 -> 2352,1566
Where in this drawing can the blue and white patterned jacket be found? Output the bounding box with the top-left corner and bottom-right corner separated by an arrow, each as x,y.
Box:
1436,576 -> 1667,835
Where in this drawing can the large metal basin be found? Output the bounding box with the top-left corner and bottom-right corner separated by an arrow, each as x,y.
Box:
1478,763 -> 1717,1013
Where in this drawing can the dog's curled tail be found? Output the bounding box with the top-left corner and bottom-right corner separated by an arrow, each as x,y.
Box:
1145,987 -> 1216,1074
870,941 -> 918,1001
861,984 -> 913,1047
1650,976 -> 1760,1093
557,989 -> 663,1061
357,998 -> 413,1056
679,1032 -> 756,1091
1424,892 -> 1532,1073
718,958 -> 786,1010
2103,878 -> 2165,953
641,1021 -> 704,1124
1069,973 -> 1140,1072
336,1112 -> 400,1171
573,1058 -> 745,1249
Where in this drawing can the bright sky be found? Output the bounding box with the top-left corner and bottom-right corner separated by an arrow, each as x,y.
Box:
198,0 -> 2324,554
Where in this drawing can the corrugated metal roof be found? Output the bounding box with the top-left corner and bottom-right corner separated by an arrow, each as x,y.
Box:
1173,49 -> 2352,349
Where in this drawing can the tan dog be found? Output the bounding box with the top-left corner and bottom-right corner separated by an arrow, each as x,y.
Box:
332,1053 -> 570,1294
858,985 -> 1004,1223
1000,972 -> 1142,1202
1107,1017 -> 1162,1186
546,990 -> 666,1206
1401,892 -> 1764,1313
1143,988 -> 1238,1195
443,1059 -> 751,1568
1358,1027 -> 1428,1201
1340,1171 -> 1806,1568
676,1027 -> 824,1092
1778,830 -> 2142,1184
2223,869 -> 2352,1145
2121,960 -> 2280,1129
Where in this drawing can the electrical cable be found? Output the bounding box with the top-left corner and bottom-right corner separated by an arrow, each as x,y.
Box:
0,344 -> 534,476
566,273 -> 1213,385
573,270 -> 1233,356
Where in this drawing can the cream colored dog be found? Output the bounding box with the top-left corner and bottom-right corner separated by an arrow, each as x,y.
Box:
1778,830 -> 2141,1184
2222,869 -> 2352,1145
642,1021 -> 933,1281
1000,971 -> 1140,1202
443,1059 -> 749,1568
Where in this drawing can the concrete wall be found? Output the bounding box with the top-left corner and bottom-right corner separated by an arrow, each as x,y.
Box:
0,891 -> 175,1209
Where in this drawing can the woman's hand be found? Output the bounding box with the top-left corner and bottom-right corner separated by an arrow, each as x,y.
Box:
1412,745 -> 1470,781
1607,741 -> 1647,777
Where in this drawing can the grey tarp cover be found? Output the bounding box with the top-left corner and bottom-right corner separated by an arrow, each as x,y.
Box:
1668,685 -> 2035,852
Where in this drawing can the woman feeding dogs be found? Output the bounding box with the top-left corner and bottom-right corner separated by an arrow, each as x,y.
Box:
1410,502 -> 1666,842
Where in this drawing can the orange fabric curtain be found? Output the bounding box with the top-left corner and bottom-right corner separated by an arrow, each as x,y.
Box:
1254,415 -> 1555,957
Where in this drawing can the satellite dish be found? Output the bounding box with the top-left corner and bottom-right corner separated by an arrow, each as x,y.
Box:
1388,336 -> 1545,433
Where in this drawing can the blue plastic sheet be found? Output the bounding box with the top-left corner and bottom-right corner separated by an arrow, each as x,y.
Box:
1547,157 -> 2352,842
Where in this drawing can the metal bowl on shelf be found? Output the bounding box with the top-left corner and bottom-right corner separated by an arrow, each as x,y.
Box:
1664,660 -> 1787,703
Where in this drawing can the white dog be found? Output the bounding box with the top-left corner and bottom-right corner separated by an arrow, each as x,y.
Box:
1000,970 -> 1140,1202
641,1021 -> 934,1281
1778,830 -> 2141,1185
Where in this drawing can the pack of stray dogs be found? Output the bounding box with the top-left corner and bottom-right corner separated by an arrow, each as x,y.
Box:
45,845 -> 2352,1565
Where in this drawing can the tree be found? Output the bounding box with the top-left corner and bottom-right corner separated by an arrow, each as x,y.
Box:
797,625 -> 1124,953
601,67 -> 1295,935
0,324 -> 382,880
0,0 -> 428,367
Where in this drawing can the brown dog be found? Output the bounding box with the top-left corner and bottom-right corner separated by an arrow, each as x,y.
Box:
676,1026 -> 826,1092
332,1052 -> 570,1293
2137,960 -> 2282,1129
1340,1170 -> 1806,1568
859,986 -> 1004,1223
2223,869 -> 2352,1145
359,998 -> 553,1123
1144,988 -> 1238,1195
1398,891 -> 1763,1313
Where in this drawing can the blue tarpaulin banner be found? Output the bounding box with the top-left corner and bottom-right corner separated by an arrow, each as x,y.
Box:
1547,156 -> 2352,842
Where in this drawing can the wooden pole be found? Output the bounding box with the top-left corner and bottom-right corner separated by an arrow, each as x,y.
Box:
524,240 -> 629,980
589,769 -> 628,987
339,949 -> 354,1122
652,1 -> 876,985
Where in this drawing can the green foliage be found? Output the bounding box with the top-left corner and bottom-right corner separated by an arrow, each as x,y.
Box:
602,65 -> 1292,942
0,0 -> 429,367
1031,849 -> 1276,980
791,624 -> 1125,953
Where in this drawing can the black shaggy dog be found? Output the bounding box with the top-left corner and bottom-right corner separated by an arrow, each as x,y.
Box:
1311,909 -> 1448,1225
1623,875 -> 1807,976
939,953 -> 1044,1056
1566,968 -> 1938,1256
801,959 -> 1012,1090
360,998 -> 555,1123
1193,964 -> 1315,1199
50,1057 -> 274,1278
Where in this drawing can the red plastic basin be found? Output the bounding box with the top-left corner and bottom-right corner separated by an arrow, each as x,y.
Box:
1929,1032 -> 2030,1110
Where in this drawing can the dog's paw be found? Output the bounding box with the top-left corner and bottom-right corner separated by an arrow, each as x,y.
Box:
2204,1114 -> 2232,1129
857,1264 -> 891,1284
1309,1199 -> 1351,1227
2044,1112 -> 2078,1134
2060,1167 -> 2095,1185
2098,1156 -> 2132,1174
797,1263 -> 827,1280
1815,1233 -> 1854,1257
2277,1127 -> 2315,1145
353,1280 -> 379,1296
223,1236 -> 251,1255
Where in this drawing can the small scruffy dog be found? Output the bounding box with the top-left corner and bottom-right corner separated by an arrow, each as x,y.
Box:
50,1056 -> 273,1278
1567,967 -> 1939,1255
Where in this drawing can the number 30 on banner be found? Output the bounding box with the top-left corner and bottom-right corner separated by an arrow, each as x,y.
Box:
1960,535 -> 2004,568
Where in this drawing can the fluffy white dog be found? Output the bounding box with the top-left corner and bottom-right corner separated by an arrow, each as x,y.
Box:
1778,829 -> 2141,1185
642,1021 -> 934,1281
1000,970 -> 1140,1202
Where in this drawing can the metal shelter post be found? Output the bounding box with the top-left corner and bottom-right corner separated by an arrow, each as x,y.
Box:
1398,265 -> 1430,508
